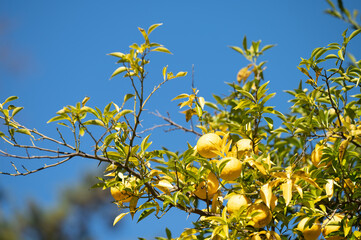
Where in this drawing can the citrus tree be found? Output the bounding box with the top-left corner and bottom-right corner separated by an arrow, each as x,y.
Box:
1,1 -> 361,239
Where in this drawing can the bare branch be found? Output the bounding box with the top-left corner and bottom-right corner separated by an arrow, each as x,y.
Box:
1,156 -> 74,176
151,111 -> 201,136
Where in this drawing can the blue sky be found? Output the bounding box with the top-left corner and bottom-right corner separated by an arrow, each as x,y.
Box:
1,0 -> 361,239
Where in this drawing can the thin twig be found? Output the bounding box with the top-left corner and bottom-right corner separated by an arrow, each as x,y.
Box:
151,111 -> 201,136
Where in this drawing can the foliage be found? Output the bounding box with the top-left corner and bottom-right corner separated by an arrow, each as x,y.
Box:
1,1 -> 361,239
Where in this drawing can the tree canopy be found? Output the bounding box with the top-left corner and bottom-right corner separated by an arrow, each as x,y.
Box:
1,1 -> 361,239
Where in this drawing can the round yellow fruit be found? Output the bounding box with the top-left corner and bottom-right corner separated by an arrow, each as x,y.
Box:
232,139 -> 253,157
311,144 -> 328,168
218,157 -> 242,181
248,202 -> 272,228
297,217 -> 321,240
110,186 -> 132,203
194,172 -> 219,200
196,133 -> 222,158
251,231 -> 281,240
322,214 -> 345,240
226,194 -> 251,214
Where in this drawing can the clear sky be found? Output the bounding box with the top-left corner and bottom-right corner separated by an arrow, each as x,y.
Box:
1,0 -> 361,239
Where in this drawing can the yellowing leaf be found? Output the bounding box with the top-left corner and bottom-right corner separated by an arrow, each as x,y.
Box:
281,179 -> 293,206
260,183 -> 273,209
110,66 -> 127,79
179,229 -> 200,239
294,184 -> 303,199
198,97 -> 205,109
113,212 -> 129,226
129,197 -> 138,219
251,161 -> 267,175
325,179 -> 334,200
339,139 -> 350,160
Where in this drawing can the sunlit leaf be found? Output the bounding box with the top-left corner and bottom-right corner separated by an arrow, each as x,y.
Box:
3,96 -> 18,105
151,47 -> 172,54
110,66 -> 127,79
281,179 -> 293,206
113,212 -> 129,226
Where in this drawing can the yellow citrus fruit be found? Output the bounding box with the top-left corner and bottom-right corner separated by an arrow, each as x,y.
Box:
232,139 -> 253,157
311,144 -> 328,167
218,157 -> 242,181
196,133 -> 222,158
226,194 -> 251,214
194,172 -> 219,200
251,231 -> 281,240
297,217 -> 321,240
322,214 -> 346,240
110,186 -> 132,203
248,202 -> 272,228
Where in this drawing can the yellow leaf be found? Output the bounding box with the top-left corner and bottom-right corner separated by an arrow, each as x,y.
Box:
294,184 -> 303,199
281,179 -> 293,206
251,161 -> 267,175
113,212 -> 129,226
180,229 -> 200,238
325,179 -> 334,200
197,96 -> 205,110
353,231 -> 361,238
344,178 -> 355,192
339,139 -> 350,160
271,172 -> 287,179
211,191 -> 221,213
260,183 -> 272,209
129,197 -> 138,219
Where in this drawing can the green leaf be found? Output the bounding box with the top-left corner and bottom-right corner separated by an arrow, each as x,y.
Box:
103,132 -> 117,148
123,94 -> 134,104
338,49 -> 344,60
137,208 -> 155,223
47,115 -> 70,123
264,117 -> 274,129
3,96 -> 18,105
242,35 -> 247,50
108,52 -> 125,58
110,66 -> 127,79
151,47 -> 172,54
15,128 -> 32,136
83,119 -> 105,127
229,46 -> 244,55
80,106 -> 99,118
113,109 -> 133,122
166,228 -> 172,239
138,27 -> 149,44
147,23 -> 163,35
113,212 -> 129,226
141,134 -> 152,153
11,107 -> 23,119
237,89 -> 256,102
204,101 -> 219,110
172,94 -> 189,101
261,44 -> 276,52
349,28 -> 361,41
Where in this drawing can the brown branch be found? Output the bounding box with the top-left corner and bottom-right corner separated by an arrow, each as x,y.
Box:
151,111 -> 201,137
0,156 -> 74,176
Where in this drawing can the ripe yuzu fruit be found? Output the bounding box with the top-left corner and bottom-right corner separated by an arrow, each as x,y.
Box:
248,202 -> 272,228
194,172 -> 219,200
196,133 -> 222,158
226,194 -> 251,214
218,157 -> 242,181
297,217 -> 321,240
